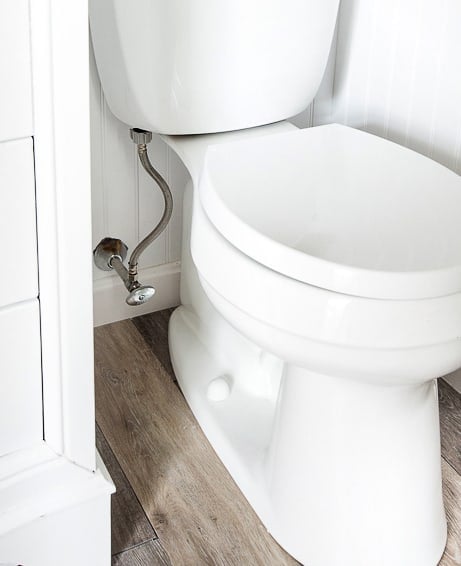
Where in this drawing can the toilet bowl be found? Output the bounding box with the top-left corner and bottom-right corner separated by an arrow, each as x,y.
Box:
167,121 -> 461,566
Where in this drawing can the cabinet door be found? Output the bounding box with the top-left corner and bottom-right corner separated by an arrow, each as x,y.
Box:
0,0 -> 33,143
0,139 -> 38,307
0,300 -> 42,456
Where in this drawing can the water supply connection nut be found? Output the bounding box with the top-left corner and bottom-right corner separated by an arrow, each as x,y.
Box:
130,128 -> 152,145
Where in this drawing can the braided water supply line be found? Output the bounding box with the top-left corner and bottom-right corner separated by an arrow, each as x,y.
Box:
127,128 -> 174,288
92,128 -> 174,306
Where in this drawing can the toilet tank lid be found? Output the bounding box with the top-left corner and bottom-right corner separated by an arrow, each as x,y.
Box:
198,124 -> 461,300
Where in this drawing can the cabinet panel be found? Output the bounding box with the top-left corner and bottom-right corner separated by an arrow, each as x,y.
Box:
0,300 -> 42,456
0,0 -> 33,142
0,138 -> 38,307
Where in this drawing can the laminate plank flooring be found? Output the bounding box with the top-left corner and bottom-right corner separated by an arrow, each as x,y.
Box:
112,540 -> 172,566
439,380 -> 461,475
94,310 -> 461,566
442,460 -> 461,565
96,425 -> 156,555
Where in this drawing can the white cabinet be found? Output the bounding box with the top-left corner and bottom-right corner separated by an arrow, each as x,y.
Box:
0,0 -> 40,456
0,0 -> 33,142
0,300 -> 42,456
0,1 -> 113,563
0,139 -> 38,307
0,6 -> 41,458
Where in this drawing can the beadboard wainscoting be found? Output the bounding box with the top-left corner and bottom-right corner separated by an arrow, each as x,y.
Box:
315,0 -> 461,176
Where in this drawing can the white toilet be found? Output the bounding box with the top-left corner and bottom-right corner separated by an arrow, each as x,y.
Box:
90,1 -> 461,564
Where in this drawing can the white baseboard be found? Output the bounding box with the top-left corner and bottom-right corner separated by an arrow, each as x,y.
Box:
93,261 -> 181,327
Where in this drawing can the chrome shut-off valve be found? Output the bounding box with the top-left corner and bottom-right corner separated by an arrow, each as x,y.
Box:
93,237 -> 155,306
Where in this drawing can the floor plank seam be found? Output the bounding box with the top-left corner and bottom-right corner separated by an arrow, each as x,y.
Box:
111,537 -> 162,558
97,423 -> 161,543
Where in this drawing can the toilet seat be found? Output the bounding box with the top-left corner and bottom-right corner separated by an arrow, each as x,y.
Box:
199,124 -> 461,299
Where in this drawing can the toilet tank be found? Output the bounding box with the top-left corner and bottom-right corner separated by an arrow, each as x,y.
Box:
89,0 -> 339,135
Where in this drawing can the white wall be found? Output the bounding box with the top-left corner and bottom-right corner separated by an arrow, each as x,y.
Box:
315,0 -> 461,176
90,0 -> 461,326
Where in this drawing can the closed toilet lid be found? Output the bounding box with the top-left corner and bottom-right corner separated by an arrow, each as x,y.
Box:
199,124 -> 461,299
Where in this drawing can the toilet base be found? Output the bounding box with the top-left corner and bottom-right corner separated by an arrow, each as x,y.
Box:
169,305 -> 447,566
169,305 -> 279,523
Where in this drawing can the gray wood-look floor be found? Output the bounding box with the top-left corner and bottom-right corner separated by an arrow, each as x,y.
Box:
94,309 -> 461,566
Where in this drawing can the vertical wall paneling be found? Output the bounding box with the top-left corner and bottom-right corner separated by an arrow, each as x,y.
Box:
330,0 -> 379,128
429,0 -> 461,172
319,0 -> 461,175
102,107 -> 138,270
